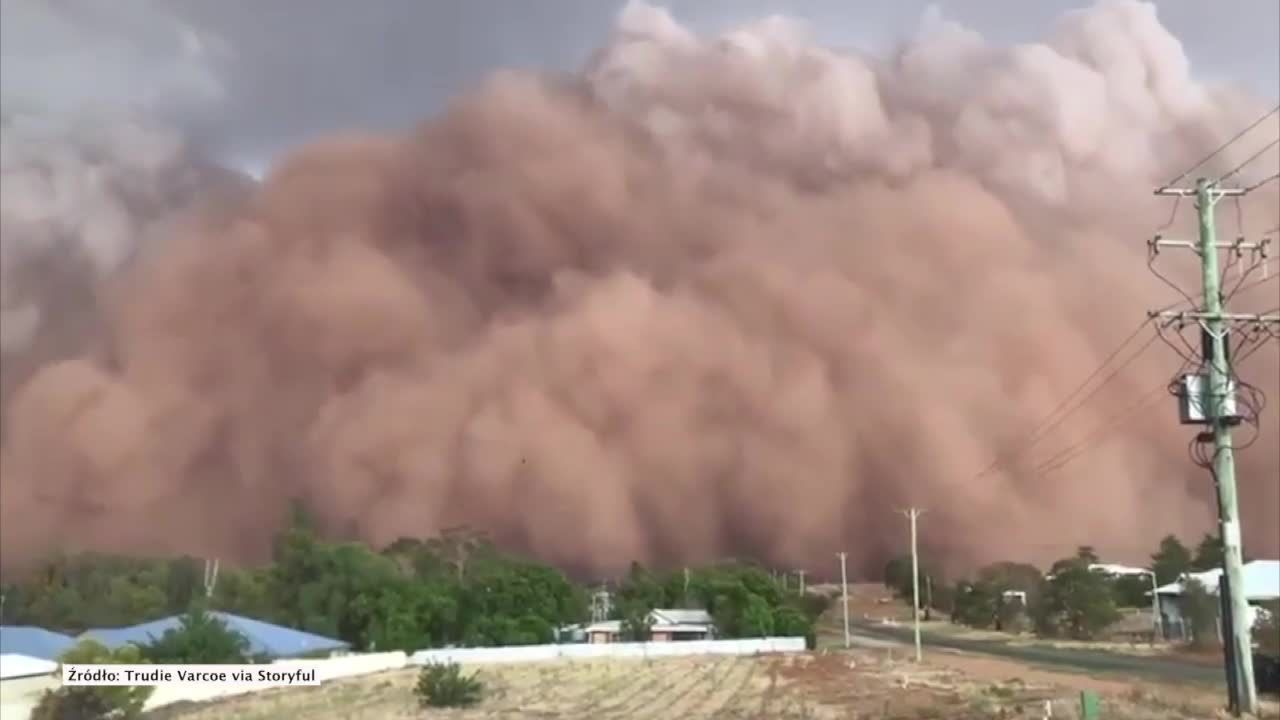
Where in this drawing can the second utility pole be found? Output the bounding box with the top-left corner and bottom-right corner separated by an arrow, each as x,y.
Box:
899,508 -> 925,663
838,552 -> 850,649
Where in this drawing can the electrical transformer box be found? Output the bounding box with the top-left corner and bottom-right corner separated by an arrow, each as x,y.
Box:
1178,374 -> 1240,425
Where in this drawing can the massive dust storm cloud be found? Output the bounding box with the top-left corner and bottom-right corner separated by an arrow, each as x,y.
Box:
1,0 -> 1277,577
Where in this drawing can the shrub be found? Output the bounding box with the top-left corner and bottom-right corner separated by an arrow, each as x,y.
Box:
33,640 -> 153,720
1253,600 -> 1279,657
1035,558 -> 1121,639
142,605 -> 254,664
1112,574 -> 1152,608
31,688 -> 115,720
1182,578 -> 1219,650
951,580 -> 999,629
415,662 -> 484,708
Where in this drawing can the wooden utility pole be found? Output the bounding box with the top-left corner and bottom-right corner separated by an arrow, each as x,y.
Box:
203,558 -> 219,598
898,508 -> 925,663
837,552 -> 850,649
1152,174 -> 1279,715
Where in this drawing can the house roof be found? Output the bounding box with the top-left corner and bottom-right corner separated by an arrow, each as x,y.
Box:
584,620 -> 622,634
0,626 -> 77,662
0,653 -> 59,680
78,612 -> 349,658
583,609 -> 714,636
1089,563 -> 1152,577
650,609 -> 713,626
650,624 -> 712,633
1152,560 -> 1280,600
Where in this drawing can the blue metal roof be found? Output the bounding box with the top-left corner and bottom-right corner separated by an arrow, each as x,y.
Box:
0,626 -> 77,661
78,612 -> 349,658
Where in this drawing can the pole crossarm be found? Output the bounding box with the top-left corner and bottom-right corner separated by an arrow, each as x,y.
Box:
1150,237 -> 1271,253
1154,186 -> 1248,197
1149,311 -> 1280,325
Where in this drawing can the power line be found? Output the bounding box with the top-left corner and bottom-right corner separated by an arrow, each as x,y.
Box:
1244,172 -> 1279,193
975,325 -> 1158,479
1164,104 -> 1279,188
1029,381 -> 1170,476
1224,258 -> 1278,303
1218,138 -> 1280,185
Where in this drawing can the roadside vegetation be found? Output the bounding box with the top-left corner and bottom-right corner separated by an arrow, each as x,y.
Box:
415,661 -> 486,708
883,533 -> 1267,650
0,502 -> 824,654
31,640 -> 154,720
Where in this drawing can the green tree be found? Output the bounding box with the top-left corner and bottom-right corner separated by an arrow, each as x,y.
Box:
977,563 -> 1043,599
1151,535 -> 1192,585
619,606 -> 653,642
360,579 -> 458,651
141,605 -> 254,664
1191,534 -> 1224,572
163,557 -> 204,614
267,506 -> 401,647
456,560 -> 579,646
1036,557 -> 1121,639
951,562 -> 1043,632
741,594 -> 775,637
1112,575 -> 1152,608
5,554 -> 173,632
882,554 -> 939,604
1075,546 -> 1100,565
210,566 -> 274,618
613,562 -> 665,641
951,580 -> 1000,629
33,640 -> 153,719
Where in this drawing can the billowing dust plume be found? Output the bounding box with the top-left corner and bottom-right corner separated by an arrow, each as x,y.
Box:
2,0 -> 1277,577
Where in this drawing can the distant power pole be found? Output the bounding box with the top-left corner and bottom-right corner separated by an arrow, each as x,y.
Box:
1151,176 -> 1279,716
898,508 -> 925,663
796,569 -> 807,596
837,552 -> 850,649
924,575 -> 933,622
203,558 -> 220,598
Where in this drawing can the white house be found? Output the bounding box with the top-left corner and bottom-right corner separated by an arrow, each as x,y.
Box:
584,609 -> 715,644
1150,560 -> 1280,639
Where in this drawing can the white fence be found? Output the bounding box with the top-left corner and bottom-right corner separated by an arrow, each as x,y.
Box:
0,638 -> 806,718
410,637 -> 806,666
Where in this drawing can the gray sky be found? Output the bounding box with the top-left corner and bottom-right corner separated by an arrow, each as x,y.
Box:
2,0 -> 1277,172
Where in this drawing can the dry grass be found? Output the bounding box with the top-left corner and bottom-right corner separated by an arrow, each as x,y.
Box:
146,649 -> 1277,720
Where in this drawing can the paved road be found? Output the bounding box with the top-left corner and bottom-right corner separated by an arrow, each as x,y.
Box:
849,621 -> 1226,686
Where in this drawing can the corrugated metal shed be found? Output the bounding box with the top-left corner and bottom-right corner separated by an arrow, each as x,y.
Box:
650,609 -> 714,626
0,627 -> 76,661
78,612 -> 350,658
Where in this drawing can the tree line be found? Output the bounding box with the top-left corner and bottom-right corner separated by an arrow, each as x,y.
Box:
0,505 -> 825,654
883,534 -> 1273,645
